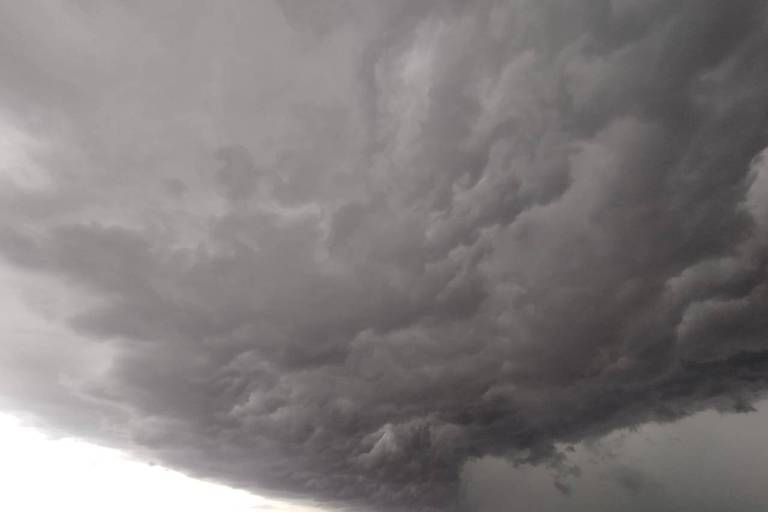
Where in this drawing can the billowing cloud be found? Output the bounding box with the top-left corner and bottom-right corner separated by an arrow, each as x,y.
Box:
1,1 -> 768,511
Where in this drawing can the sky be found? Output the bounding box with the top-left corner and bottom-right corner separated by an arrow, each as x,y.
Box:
1,1 -> 768,511
463,400 -> 768,512
0,413 -> 324,512
3,402 -> 768,512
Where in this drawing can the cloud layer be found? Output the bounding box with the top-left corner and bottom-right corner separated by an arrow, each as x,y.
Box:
462,402 -> 768,512
2,1 -> 768,510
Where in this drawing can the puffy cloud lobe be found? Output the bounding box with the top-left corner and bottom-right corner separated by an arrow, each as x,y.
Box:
2,0 -> 768,510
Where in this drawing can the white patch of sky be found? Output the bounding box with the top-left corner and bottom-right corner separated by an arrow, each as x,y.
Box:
0,413 -> 328,512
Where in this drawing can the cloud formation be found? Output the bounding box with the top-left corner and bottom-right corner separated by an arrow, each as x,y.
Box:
1,1 -> 768,510
462,403 -> 768,512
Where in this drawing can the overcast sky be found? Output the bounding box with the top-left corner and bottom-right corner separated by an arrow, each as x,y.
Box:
2,1 -> 768,511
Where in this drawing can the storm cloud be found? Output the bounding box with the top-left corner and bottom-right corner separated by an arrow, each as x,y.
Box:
2,1 -> 768,510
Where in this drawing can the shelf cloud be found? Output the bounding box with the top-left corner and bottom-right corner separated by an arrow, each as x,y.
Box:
1,1 -> 768,510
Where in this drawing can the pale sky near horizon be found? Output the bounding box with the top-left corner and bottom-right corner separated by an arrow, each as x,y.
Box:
0,412 -> 327,512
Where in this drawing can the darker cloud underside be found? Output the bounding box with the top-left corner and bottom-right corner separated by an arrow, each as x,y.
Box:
2,1 -> 768,511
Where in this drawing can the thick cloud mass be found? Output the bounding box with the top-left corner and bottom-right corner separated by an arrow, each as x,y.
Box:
2,1 -> 768,510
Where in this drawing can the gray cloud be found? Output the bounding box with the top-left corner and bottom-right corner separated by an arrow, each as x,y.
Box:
1,1 -> 768,511
461,403 -> 768,512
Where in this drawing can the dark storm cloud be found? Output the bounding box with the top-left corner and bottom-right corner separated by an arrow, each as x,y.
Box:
2,1 -> 768,511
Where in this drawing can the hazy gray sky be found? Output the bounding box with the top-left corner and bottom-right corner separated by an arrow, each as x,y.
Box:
463,400 -> 768,512
1,1 -> 768,511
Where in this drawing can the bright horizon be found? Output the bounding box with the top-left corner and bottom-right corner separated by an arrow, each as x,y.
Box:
0,413 -> 325,512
